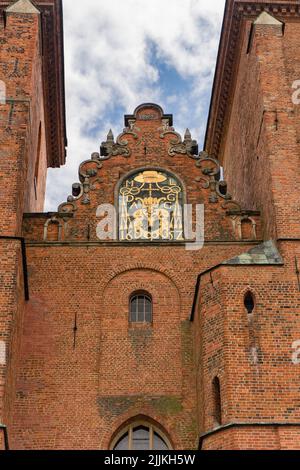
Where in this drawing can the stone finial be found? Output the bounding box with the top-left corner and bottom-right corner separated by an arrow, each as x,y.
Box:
100,128 -> 131,159
254,11 -> 283,26
107,129 -> 114,143
184,129 -> 192,143
6,0 -> 40,14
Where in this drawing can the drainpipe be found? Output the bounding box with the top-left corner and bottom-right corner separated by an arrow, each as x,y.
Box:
0,424 -> 9,450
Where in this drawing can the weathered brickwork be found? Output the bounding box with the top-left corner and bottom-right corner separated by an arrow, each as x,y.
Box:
194,241 -> 300,449
200,0 -> 300,449
9,241 -> 258,450
0,0 -> 299,451
218,7 -> 300,241
0,241 -> 24,436
0,7 -> 47,234
201,426 -> 300,450
0,1 -> 62,451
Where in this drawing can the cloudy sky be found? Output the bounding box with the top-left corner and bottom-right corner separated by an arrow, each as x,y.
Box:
45,0 -> 226,211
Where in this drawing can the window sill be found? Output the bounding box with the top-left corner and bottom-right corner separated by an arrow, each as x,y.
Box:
128,322 -> 153,329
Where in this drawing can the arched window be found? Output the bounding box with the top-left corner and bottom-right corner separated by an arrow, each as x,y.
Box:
244,291 -> 255,314
130,293 -> 152,323
212,377 -> 222,426
119,169 -> 184,241
111,421 -> 172,450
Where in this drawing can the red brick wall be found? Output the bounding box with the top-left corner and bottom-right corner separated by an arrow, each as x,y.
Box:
10,240 -> 258,450
2,4 -> 300,451
0,240 -> 24,431
12,99 -> 300,450
0,9 -> 47,236
282,23 -> 300,145
7,105 -> 262,450
205,10 -> 300,448
0,8 -> 47,445
202,426 -> 300,450
195,241 -> 300,450
194,268 -> 226,435
222,19 -> 300,240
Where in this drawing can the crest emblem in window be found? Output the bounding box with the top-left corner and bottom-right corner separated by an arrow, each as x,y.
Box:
119,170 -> 184,241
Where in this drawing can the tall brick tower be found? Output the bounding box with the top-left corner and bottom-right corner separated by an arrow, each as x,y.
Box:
0,0 -> 66,450
201,0 -> 300,449
0,0 -> 299,451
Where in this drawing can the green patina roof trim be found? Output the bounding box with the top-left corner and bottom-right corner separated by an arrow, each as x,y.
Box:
223,240 -> 283,266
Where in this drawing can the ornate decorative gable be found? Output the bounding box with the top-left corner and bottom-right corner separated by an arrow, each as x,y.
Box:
98,103 -> 198,161
57,104 -> 241,217
23,104 -> 262,244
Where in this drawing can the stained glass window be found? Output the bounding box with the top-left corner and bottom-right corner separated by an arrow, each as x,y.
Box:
119,170 -> 184,241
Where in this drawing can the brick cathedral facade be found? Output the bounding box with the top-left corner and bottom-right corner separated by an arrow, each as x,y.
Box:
0,0 -> 300,450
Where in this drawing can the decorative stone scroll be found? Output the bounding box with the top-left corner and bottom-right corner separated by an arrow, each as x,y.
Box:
58,152 -> 103,213
195,151 -> 241,209
160,128 -> 199,158
57,144 -> 241,216
99,125 -> 138,160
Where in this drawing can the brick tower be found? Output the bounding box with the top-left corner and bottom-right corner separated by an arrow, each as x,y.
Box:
0,0 -> 299,451
0,0 -> 66,450
201,0 -> 300,449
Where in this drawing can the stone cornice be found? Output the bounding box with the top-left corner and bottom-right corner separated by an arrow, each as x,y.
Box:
204,0 -> 300,160
0,0 -> 67,168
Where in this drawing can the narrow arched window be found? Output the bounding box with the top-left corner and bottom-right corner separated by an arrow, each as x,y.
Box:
111,422 -> 171,450
244,291 -> 255,314
130,293 -> 152,323
212,377 -> 222,426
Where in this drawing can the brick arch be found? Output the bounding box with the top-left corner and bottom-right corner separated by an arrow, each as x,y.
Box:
98,268 -> 183,397
102,263 -> 182,296
101,268 -> 181,324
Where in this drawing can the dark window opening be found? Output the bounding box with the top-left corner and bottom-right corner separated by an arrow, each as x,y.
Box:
244,291 -> 255,314
247,23 -> 254,54
212,377 -> 222,426
72,183 -> 81,197
218,181 -> 227,196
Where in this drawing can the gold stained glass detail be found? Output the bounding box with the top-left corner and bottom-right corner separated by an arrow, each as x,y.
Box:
134,171 -> 167,184
119,170 -> 184,241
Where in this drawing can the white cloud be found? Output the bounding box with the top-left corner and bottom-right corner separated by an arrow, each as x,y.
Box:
45,0 -> 225,211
